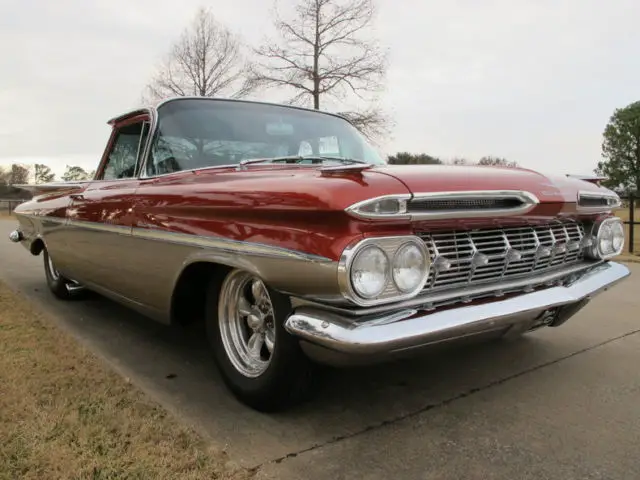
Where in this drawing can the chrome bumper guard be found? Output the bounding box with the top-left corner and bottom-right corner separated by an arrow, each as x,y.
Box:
284,262 -> 630,365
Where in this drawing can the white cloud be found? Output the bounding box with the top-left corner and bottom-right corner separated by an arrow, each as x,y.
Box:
2,0 -> 640,176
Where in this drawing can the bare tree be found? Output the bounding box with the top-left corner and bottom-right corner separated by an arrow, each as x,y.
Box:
0,167 -> 9,185
338,108 -> 390,140
35,164 -> 55,184
247,0 -> 389,138
10,164 -> 30,185
144,7 -> 252,102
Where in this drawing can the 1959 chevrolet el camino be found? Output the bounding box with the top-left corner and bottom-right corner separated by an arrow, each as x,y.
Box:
8,97 -> 631,411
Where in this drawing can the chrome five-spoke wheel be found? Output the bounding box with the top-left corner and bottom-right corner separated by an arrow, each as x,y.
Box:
206,268 -> 314,412
219,271 -> 276,378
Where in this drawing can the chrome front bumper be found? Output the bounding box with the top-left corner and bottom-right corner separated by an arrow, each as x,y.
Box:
284,261 -> 631,366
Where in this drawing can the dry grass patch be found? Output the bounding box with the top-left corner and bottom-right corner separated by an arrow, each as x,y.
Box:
0,282 -> 251,480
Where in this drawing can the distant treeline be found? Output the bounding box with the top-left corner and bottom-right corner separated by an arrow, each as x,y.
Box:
387,152 -> 518,167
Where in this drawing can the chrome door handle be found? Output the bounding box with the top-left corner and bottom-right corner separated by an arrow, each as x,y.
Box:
70,193 -> 84,200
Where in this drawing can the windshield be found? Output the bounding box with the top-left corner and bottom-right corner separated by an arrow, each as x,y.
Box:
146,99 -> 386,176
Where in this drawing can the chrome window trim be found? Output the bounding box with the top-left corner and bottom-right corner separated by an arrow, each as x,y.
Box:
338,235 -> 431,307
346,190 -> 539,220
577,190 -> 621,212
137,107 -> 159,179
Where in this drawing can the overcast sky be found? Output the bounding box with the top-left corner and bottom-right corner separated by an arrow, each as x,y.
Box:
1,0 -> 639,177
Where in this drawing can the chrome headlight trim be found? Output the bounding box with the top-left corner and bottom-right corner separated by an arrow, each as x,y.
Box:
585,217 -> 625,259
338,236 -> 431,306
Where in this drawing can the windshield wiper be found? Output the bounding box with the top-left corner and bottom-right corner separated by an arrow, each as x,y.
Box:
238,155 -> 369,169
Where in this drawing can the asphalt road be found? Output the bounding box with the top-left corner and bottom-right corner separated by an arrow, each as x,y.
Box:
1,219 -> 639,479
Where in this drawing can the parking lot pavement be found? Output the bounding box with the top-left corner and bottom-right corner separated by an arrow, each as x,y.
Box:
1,219 -> 639,478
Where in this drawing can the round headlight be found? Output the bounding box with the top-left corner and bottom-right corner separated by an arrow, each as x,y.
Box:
593,217 -> 625,258
350,245 -> 389,298
612,221 -> 625,252
393,242 -> 428,293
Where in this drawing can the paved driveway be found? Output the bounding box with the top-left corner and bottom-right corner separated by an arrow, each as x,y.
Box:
1,219 -> 639,479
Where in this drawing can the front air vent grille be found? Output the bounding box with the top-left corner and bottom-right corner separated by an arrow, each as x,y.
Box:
408,197 -> 524,212
404,191 -> 538,219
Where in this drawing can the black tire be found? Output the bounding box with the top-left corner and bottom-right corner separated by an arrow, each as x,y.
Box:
43,247 -> 85,300
205,269 -> 315,412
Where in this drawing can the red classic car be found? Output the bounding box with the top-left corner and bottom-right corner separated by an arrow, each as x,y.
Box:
9,97 -> 631,411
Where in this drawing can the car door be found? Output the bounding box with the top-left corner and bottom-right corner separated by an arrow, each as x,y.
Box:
63,115 -> 150,295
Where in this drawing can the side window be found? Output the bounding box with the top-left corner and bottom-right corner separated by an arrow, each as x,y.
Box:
101,122 -> 147,180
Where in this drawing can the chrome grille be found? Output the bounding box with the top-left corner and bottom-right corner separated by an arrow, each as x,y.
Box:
419,221 -> 586,291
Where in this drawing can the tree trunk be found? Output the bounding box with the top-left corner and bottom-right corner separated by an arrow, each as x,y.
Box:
313,0 -> 321,109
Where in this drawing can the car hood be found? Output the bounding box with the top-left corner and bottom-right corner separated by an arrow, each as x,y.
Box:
373,164 -> 609,203
147,163 -> 613,218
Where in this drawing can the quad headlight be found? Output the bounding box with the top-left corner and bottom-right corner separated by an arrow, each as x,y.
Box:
585,217 -> 625,259
351,245 -> 389,299
339,236 -> 430,306
393,242 -> 429,293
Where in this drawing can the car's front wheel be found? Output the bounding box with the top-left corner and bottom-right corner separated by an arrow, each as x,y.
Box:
206,269 -> 314,411
43,247 -> 85,300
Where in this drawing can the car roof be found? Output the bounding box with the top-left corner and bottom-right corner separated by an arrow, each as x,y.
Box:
107,96 -> 349,126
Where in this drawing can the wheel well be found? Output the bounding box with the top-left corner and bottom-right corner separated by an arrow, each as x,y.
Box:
170,262 -> 230,326
30,238 -> 45,256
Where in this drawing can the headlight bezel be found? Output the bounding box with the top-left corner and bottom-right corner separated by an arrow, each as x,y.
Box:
338,236 -> 431,306
585,216 -> 625,260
